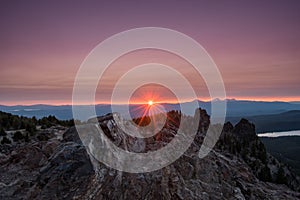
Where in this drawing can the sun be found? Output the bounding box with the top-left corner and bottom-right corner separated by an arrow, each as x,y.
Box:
148,100 -> 154,106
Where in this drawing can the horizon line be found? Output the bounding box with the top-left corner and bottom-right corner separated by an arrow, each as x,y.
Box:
1,97 -> 300,107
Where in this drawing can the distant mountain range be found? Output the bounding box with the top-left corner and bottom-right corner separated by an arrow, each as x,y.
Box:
1,99 -> 300,122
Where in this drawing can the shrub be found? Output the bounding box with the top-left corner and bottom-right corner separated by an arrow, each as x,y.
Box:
1,136 -> 11,144
24,132 -> 29,142
25,123 -> 36,136
12,131 -> 24,142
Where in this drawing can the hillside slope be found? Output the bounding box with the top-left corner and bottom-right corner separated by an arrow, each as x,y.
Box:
261,136 -> 300,175
227,110 -> 300,133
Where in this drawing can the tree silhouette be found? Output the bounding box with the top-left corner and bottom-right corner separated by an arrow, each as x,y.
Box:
12,131 -> 24,142
0,127 -> 6,136
1,136 -> 11,144
276,166 -> 287,184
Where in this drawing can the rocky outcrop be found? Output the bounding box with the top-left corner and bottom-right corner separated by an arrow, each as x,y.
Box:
0,126 -> 94,200
0,110 -> 300,199
34,142 -> 94,199
232,118 -> 257,140
217,118 -> 300,192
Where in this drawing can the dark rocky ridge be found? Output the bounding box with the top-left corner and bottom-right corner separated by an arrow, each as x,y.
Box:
0,109 -> 299,199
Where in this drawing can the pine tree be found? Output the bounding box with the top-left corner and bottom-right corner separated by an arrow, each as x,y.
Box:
258,165 -> 272,182
1,136 -> 11,144
276,166 -> 287,184
0,127 -> 6,136
12,131 -> 24,142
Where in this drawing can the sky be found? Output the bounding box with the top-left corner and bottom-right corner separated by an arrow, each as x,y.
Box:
0,0 -> 300,105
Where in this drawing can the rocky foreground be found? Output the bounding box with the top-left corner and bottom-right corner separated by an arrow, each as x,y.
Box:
0,109 -> 300,199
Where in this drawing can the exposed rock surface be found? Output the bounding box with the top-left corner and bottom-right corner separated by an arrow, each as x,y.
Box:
0,109 -> 299,199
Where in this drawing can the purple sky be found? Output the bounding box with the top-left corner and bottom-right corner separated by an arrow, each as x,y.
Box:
0,0 -> 300,105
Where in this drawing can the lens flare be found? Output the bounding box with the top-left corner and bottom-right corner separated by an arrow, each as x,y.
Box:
148,100 -> 153,106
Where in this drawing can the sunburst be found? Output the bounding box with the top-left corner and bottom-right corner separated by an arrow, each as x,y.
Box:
148,100 -> 154,106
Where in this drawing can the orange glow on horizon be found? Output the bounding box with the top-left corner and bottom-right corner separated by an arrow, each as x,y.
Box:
1,96 -> 300,106
226,96 -> 300,102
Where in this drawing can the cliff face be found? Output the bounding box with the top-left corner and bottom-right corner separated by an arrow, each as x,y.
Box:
0,109 -> 300,200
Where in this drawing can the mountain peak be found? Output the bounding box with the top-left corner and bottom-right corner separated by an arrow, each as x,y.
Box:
233,118 -> 257,140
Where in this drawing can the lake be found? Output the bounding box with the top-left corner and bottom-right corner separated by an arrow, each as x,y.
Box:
258,130 -> 300,137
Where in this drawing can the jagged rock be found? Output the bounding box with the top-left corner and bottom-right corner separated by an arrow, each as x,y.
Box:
223,122 -> 234,132
33,142 -> 94,199
63,126 -> 82,144
233,119 -> 257,140
0,111 -> 300,200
